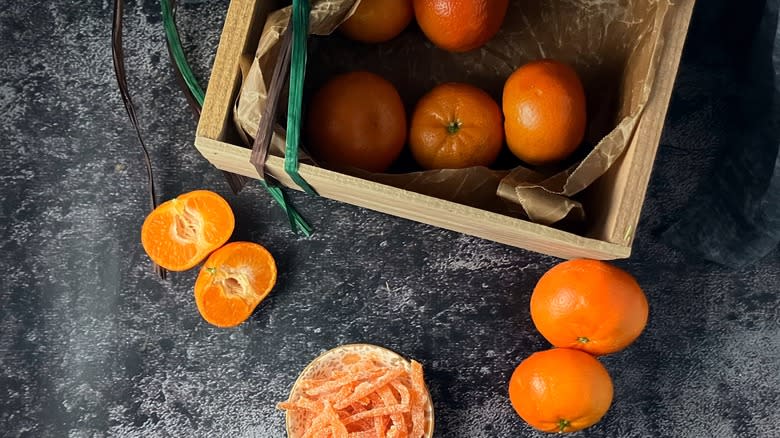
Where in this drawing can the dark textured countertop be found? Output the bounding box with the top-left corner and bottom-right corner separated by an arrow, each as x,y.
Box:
1,1 -> 778,437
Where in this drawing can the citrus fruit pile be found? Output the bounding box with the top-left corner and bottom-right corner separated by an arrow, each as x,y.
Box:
508,259 -> 649,433
141,190 -> 277,328
307,0 -> 587,173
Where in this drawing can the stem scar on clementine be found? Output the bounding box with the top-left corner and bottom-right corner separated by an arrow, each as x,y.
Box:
140,190 -> 234,271
409,82 -> 504,170
194,241 -> 277,328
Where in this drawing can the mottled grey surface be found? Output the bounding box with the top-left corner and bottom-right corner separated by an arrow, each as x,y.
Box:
1,1 -> 779,438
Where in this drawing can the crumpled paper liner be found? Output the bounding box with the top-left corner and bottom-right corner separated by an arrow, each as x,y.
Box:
235,0 -> 670,226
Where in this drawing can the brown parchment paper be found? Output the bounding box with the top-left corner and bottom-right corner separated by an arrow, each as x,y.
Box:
235,0 -> 670,226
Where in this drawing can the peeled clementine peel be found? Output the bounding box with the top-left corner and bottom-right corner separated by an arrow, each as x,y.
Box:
194,241 -> 277,328
141,190 -> 234,271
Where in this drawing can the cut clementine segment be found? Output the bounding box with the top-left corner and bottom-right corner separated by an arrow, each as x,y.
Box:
141,190 -> 235,271
194,241 -> 277,327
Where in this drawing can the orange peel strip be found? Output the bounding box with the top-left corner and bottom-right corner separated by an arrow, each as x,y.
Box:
334,368 -> 405,410
347,432 -> 377,438
408,361 -> 428,438
306,369 -> 385,397
301,409 -> 333,438
342,404 -> 411,425
379,386 -> 408,438
278,396 -> 323,413
323,400 -> 348,438
391,382 -> 411,408
374,415 -> 388,437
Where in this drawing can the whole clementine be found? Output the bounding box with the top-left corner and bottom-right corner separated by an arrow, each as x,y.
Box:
503,59 -> 587,165
339,0 -> 414,43
409,83 -> 503,170
413,0 -> 509,52
531,259 -> 649,356
508,348 -> 614,433
306,71 -> 407,173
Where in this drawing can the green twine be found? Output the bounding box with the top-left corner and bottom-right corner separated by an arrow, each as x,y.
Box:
160,0 -> 312,236
261,181 -> 313,237
160,0 -> 205,106
286,0 -> 317,195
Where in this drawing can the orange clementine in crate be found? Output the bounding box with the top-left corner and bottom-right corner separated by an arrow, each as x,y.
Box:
194,241 -> 277,328
409,82 -> 503,170
306,71 -> 407,173
531,259 -> 649,356
141,190 -> 234,271
509,348 -> 614,433
339,0 -> 414,43
413,0 -> 509,52
503,59 -> 587,165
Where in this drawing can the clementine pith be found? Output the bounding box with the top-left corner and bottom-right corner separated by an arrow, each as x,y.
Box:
339,0 -> 414,43
306,71 -> 407,173
409,83 -> 503,170
413,0 -> 509,52
503,59 -> 587,165
508,348 -> 614,433
531,259 -> 649,356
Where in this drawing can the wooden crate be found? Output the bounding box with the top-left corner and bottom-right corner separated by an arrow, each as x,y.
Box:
195,0 -> 696,260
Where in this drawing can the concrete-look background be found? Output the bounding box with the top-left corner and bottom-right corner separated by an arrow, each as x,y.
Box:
1,1 -> 778,437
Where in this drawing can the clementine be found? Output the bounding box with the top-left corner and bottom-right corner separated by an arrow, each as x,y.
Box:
306,71 -> 407,173
508,348 -> 614,433
409,83 -> 503,170
339,0 -> 414,43
413,0 -> 509,52
194,241 -> 277,328
502,59 -> 587,165
531,259 -> 649,356
141,190 -> 234,271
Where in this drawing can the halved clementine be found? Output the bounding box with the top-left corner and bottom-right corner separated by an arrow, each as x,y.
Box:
194,241 -> 277,328
141,190 -> 234,271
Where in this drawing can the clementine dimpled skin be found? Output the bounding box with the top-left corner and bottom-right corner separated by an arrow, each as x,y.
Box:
531,259 -> 649,356
194,241 -> 277,328
413,0 -> 509,52
339,0 -> 414,43
306,71 -> 407,173
503,59 -> 587,165
508,348 -> 614,433
140,190 -> 234,271
409,82 -> 503,169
